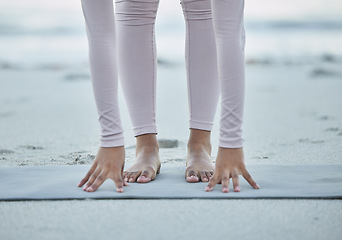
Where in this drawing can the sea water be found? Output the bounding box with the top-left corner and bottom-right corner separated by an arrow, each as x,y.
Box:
0,0 -> 341,67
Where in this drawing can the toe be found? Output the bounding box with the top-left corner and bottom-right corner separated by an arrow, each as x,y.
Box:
124,172 -> 132,182
137,170 -> 152,183
186,170 -> 199,183
129,172 -> 140,183
186,176 -> 199,183
137,175 -> 151,183
200,171 -> 208,182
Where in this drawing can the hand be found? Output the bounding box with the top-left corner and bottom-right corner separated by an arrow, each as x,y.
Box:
77,146 -> 128,193
205,147 -> 259,193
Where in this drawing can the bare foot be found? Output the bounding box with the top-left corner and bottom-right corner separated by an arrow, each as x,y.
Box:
77,146 -> 127,193
123,134 -> 161,183
205,147 -> 260,193
186,129 -> 214,183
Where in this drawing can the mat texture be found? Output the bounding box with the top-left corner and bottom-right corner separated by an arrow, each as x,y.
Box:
1,164 -> 342,200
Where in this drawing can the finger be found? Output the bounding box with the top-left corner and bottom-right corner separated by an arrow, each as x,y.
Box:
205,175 -> 218,192
78,164 -> 97,187
121,168 -> 129,186
83,168 -> 100,191
222,175 -> 230,193
78,177 -> 88,188
200,171 -> 208,182
231,173 -> 240,192
87,172 -> 107,192
112,175 -> 124,193
242,170 -> 260,189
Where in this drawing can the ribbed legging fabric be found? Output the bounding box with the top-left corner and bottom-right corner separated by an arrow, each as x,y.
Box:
81,0 -> 245,148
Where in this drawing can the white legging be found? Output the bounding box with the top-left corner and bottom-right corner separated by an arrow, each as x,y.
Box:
81,0 -> 245,148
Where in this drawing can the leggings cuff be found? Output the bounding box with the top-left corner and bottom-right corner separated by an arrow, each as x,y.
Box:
189,120 -> 213,132
99,132 -> 125,147
133,125 -> 157,137
219,138 -> 244,149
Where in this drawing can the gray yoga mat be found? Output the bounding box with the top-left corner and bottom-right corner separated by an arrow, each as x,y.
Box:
1,164 -> 341,200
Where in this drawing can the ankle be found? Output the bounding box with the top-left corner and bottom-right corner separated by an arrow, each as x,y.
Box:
188,129 -> 211,151
136,134 -> 159,151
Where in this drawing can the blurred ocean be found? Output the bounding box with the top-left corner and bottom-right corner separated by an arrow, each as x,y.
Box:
0,0 -> 341,68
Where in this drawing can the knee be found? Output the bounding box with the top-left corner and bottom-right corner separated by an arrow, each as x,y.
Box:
180,0 -> 212,21
115,0 -> 159,26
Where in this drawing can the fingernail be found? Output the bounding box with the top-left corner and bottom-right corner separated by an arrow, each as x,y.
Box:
87,187 -> 93,192
83,185 -> 88,190
222,187 -> 229,193
235,186 -> 240,192
256,184 -> 260,189
205,186 -> 211,192
117,188 -> 124,193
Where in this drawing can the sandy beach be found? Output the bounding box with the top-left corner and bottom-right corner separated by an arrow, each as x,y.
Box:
1,0 -> 342,239
1,62 -> 342,239
0,62 -> 341,166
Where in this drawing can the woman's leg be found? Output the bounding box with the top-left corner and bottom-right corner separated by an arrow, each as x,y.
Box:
181,0 -> 219,182
115,0 -> 161,183
213,0 -> 245,148
83,0 -> 124,147
78,0 -> 126,193
206,0 -> 259,192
